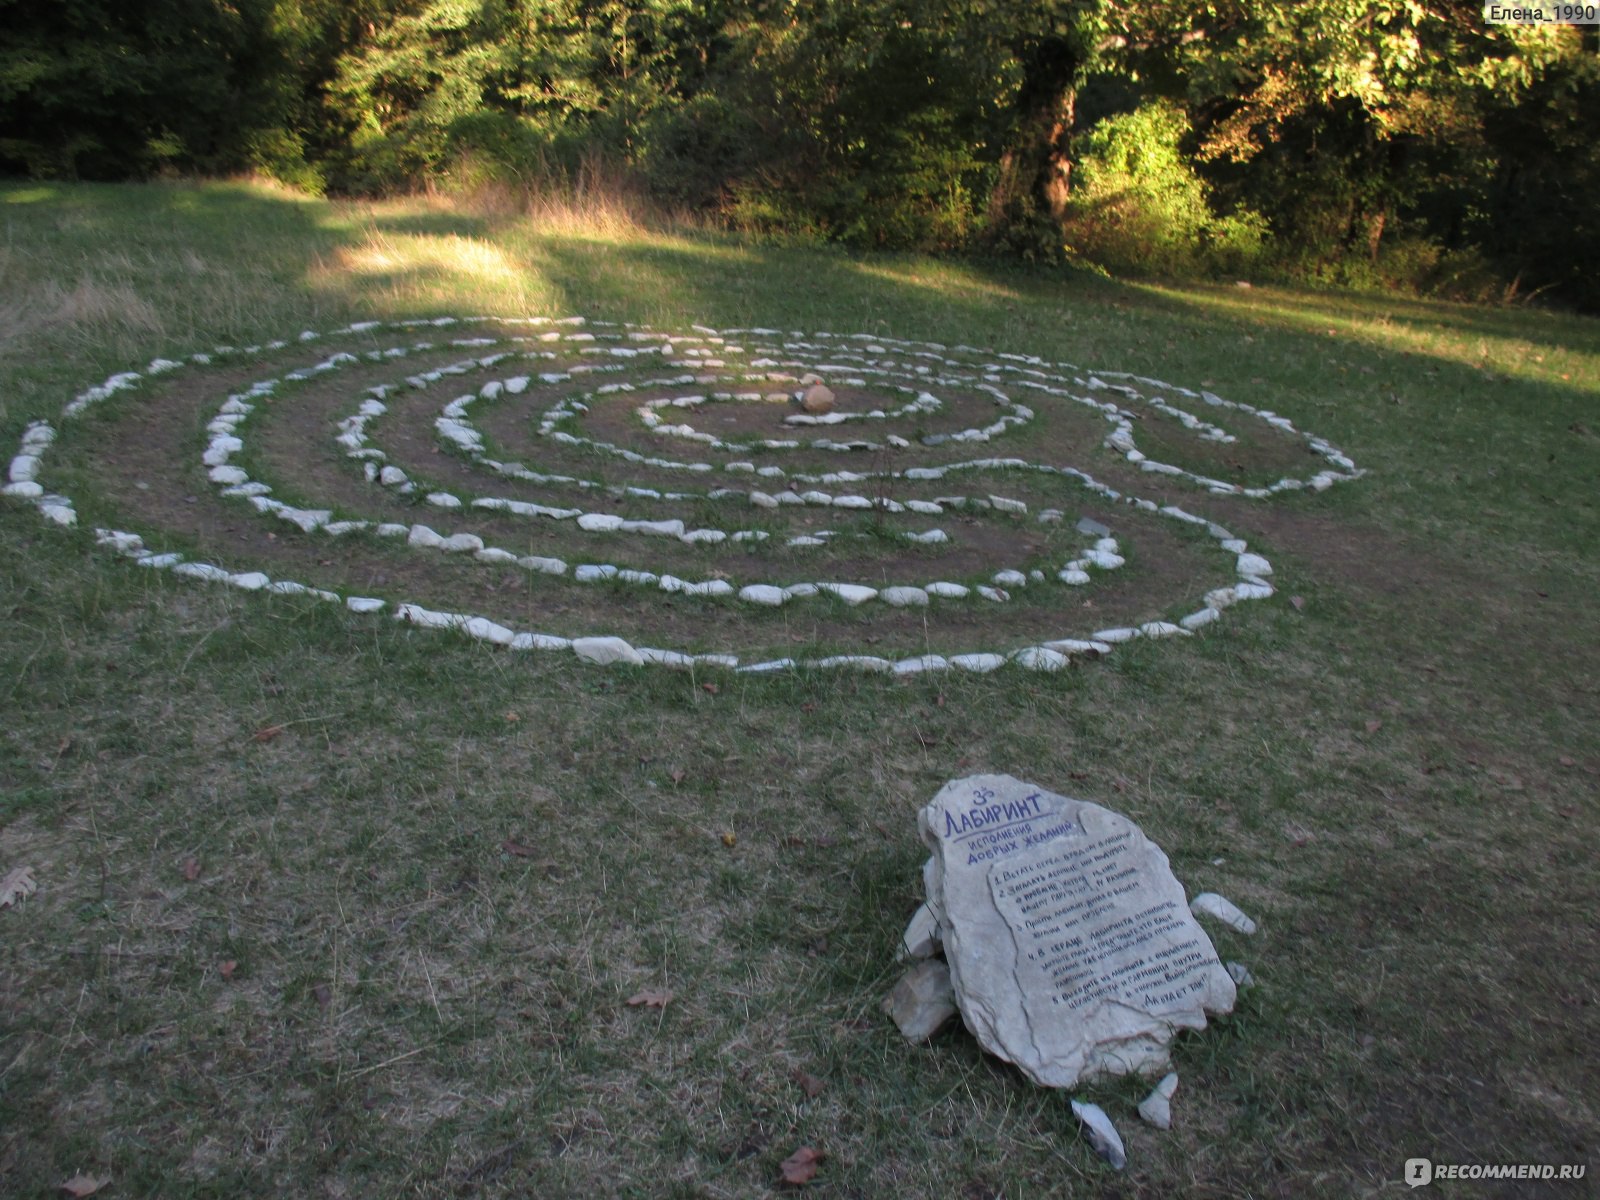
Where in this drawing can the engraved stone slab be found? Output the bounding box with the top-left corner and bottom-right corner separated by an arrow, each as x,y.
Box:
918,774 -> 1235,1088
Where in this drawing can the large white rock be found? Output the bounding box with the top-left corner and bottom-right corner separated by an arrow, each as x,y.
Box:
919,774 -> 1235,1088
880,586 -> 930,608
572,636 -> 644,666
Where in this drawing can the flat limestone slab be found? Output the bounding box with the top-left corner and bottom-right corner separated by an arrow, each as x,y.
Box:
918,774 -> 1235,1088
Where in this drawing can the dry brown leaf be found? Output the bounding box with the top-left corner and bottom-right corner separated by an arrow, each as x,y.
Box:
721,831 -> 737,848
1290,595 -> 1306,611
1559,755 -> 1576,767
701,682 -> 719,695
181,857 -> 201,882
504,711 -> 520,723
501,838 -> 536,858
793,1069 -> 825,1099
61,1174 -> 109,1197
627,988 -> 673,1009
252,724 -> 285,743
313,983 -> 332,1009
0,866 -> 38,909
669,768 -> 686,784
1364,719 -> 1383,734
779,1146 -> 824,1186
220,960 -> 237,981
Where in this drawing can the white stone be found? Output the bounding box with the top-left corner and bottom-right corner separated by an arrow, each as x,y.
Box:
1085,549 -> 1125,570
1237,552 -> 1273,577
1180,608 -> 1221,631
882,960 -> 957,1042
426,492 -> 462,509
1011,646 -> 1069,671
172,562 -> 229,582
949,653 -> 1005,672
900,903 -> 942,960
572,636 -> 644,666
739,585 -> 787,606
463,616 -> 515,645
396,604 -> 461,630
577,512 -> 625,532
992,570 -> 1028,588
1071,1100 -> 1127,1171
1057,569 -> 1091,586
408,524 -> 445,549
880,586 -> 929,608
1226,961 -> 1255,987
277,508 -> 331,533
1190,892 -> 1257,935
1042,640 -> 1106,657
379,466 -> 409,486
1138,1073 -> 1180,1130
919,775 -> 1235,1089
520,555 -> 568,575
346,596 -> 385,614
1139,621 -> 1191,639
926,582 -> 969,599
1235,581 -> 1274,601
228,572 -> 270,591
3,481 -> 43,499
474,548 -> 519,565
819,583 -> 878,606
893,655 -> 949,676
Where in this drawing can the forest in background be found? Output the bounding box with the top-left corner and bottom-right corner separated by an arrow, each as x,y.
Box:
3,1 -> 1598,309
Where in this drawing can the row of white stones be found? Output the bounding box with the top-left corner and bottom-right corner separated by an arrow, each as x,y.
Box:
208,357 -> 1127,606
3,315 -> 1337,673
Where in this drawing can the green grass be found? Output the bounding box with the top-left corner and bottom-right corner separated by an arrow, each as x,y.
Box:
2,180 -> 1598,1198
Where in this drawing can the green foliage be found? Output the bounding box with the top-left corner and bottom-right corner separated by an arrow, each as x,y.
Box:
2,0 -> 1599,307
1063,101 -> 1267,278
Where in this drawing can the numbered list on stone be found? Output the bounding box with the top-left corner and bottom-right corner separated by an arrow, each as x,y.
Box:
990,828 -> 1215,1020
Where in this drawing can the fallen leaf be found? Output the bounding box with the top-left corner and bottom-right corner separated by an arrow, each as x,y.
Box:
627,988 -> 673,1009
220,960 -> 237,981
181,857 -> 201,882
912,729 -> 941,749
1364,719 -> 1383,734
501,838 -> 536,858
0,865 -> 38,909
721,831 -> 737,848
313,983 -> 332,1009
60,1174 -> 108,1198
1290,595 -> 1306,611
701,682 -> 719,695
1559,755 -> 1576,767
779,1146 -> 823,1186
669,769 -> 686,785
504,711 -> 520,723
793,1069 -> 825,1099
800,702 -> 816,714
253,724 -> 285,743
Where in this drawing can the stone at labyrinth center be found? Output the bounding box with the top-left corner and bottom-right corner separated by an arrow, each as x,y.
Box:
3,316 -> 1363,674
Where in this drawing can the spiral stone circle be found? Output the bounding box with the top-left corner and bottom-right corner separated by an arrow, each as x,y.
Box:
3,315 -> 1363,674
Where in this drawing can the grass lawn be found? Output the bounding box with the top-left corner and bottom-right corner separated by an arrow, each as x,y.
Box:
1,180 -> 1596,1198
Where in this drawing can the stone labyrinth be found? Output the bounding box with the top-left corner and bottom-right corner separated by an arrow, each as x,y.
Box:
3,316 -> 1363,674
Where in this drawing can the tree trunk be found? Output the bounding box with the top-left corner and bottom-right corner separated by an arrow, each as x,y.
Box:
987,36 -> 1078,227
